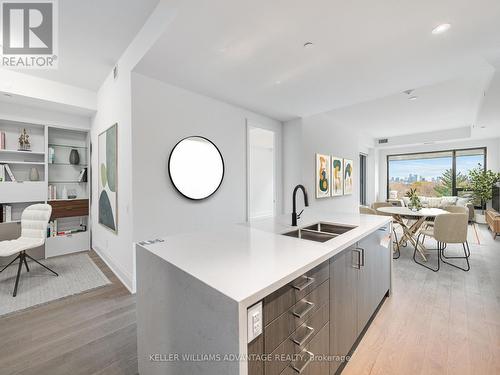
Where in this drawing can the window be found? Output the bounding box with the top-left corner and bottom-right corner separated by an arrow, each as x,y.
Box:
360,153 -> 367,205
387,148 -> 486,201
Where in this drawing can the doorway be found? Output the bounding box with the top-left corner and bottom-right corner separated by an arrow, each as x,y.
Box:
247,125 -> 276,220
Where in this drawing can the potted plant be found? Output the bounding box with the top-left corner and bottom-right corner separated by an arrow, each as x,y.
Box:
405,188 -> 422,211
468,165 -> 500,223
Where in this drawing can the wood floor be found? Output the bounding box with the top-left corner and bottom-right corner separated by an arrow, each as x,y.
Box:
0,251 -> 137,375
343,224 -> 500,375
0,225 -> 499,375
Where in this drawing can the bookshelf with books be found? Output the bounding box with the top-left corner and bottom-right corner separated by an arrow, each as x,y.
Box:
46,127 -> 90,256
0,119 -> 90,257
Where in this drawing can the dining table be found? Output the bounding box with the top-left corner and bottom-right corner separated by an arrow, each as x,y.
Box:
376,206 -> 448,261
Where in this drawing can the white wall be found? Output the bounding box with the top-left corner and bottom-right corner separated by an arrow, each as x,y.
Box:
283,113 -> 373,214
131,73 -> 283,241
377,137 -> 500,201
0,101 -> 90,129
90,1 -> 178,292
0,68 -> 96,112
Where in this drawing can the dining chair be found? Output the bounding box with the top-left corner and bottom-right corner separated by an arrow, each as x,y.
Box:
360,204 -> 400,259
413,212 -> 470,272
0,204 -> 58,297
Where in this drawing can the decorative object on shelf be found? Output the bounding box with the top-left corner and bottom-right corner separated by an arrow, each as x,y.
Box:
316,154 -> 331,198
468,164 -> 500,223
98,123 -> 118,232
18,128 -> 31,151
67,188 -> 77,199
29,167 -> 39,181
331,156 -> 343,196
343,159 -> 353,195
48,147 -> 55,163
62,185 -> 68,200
69,149 -> 80,165
405,188 -> 422,211
168,136 -> 225,200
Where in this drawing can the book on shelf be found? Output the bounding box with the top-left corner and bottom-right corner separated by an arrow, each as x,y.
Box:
48,184 -> 57,200
2,204 -> 12,222
0,131 -> 5,150
77,167 -> 87,182
3,164 -> 16,181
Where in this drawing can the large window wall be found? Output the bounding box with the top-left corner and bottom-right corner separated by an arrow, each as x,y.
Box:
387,147 -> 486,201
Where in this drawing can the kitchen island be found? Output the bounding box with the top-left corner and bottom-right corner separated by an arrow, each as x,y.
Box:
136,211 -> 392,375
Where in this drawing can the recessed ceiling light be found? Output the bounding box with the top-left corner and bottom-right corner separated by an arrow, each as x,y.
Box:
432,23 -> 451,35
303,42 -> 314,48
409,96 -> 418,101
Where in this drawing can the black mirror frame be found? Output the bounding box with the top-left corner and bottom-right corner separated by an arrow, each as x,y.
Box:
168,136 -> 225,201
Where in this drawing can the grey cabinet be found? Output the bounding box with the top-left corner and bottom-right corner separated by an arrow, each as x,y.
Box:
329,226 -> 391,373
329,246 -> 358,374
357,227 -> 391,332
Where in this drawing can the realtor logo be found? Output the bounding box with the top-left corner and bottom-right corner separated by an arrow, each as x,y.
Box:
1,0 -> 58,68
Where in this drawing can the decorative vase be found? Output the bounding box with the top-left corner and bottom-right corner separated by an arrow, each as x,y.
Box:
69,149 -> 80,165
62,186 -> 68,200
29,167 -> 39,181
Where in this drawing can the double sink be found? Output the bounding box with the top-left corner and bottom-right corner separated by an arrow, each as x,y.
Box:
283,222 -> 357,243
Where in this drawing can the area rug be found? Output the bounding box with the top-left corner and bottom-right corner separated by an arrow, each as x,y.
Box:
0,253 -> 111,316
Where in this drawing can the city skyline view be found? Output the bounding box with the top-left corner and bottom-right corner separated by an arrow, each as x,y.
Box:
389,154 -> 484,180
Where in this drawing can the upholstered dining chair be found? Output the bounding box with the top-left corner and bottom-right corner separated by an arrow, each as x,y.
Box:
413,212 -> 470,272
0,204 -> 58,297
360,205 -> 400,259
370,202 -> 402,259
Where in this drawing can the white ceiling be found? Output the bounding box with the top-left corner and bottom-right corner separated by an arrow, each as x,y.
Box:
135,0 -> 500,122
324,69 -> 493,139
21,0 -> 160,90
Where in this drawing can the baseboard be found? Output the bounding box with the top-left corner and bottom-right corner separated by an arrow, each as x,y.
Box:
92,245 -> 134,294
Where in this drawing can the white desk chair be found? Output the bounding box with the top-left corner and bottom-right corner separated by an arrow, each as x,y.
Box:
0,204 -> 58,297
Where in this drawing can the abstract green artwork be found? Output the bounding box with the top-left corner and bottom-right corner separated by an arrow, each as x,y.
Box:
98,124 -> 118,232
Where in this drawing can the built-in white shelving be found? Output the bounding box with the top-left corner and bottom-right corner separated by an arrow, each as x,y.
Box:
0,119 -> 90,258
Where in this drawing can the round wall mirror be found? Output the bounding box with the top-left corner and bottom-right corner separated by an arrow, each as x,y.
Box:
168,136 -> 225,200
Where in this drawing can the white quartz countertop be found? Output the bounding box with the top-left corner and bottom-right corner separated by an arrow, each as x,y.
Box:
138,210 -> 391,307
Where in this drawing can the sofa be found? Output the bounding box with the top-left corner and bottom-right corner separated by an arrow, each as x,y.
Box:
401,196 -> 475,222
486,209 -> 500,239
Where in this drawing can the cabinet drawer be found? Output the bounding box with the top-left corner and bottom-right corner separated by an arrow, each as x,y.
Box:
264,261 -> 329,326
49,199 -> 89,219
264,302 -> 329,375
281,322 -> 330,375
265,280 -> 329,354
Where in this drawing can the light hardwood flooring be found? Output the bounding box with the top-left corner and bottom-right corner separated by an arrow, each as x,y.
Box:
0,251 -> 137,375
0,225 -> 499,375
343,223 -> 500,375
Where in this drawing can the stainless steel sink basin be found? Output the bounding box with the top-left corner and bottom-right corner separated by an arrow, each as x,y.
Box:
302,222 -> 357,235
282,228 -> 336,243
282,222 -> 357,243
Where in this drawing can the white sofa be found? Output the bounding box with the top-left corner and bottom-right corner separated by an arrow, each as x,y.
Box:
401,196 -> 475,221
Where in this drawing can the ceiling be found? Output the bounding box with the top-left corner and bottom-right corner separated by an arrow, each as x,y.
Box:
324,69 -> 493,139
135,0 -> 500,122
18,0 -> 160,90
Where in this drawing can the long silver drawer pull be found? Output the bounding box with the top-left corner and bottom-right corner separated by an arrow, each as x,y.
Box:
291,350 -> 314,374
292,325 -> 315,346
292,301 -> 315,319
292,276 -> 315,291
352,249 -> 361,269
